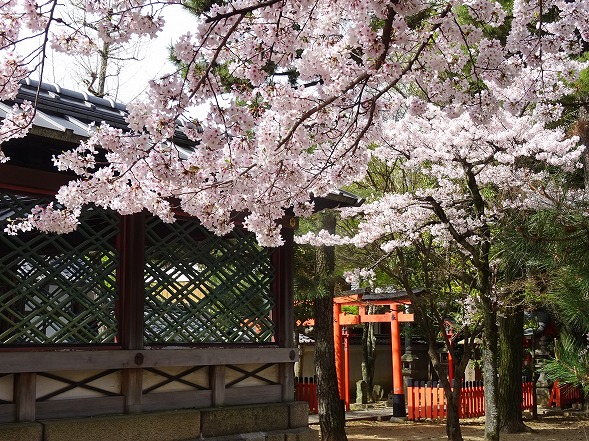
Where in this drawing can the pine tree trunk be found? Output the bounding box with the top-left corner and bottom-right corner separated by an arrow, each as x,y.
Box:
314,212 -> 347,441
482,297 -> 500,441
498,309 -> 526,433
314,296 -> 347,441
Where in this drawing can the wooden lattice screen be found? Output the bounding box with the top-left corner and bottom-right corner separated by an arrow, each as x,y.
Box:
0,191 -> 276,347
144,216 -> 275,344
0,192 -> 119,345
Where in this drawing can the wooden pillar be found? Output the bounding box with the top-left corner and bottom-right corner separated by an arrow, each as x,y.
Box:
119,213 -> 146,413
273,223 -> 296,401
333,302 -> 344,400
343,328 -> 350,410
14,373 -> 36,422
391,303 -> 406,417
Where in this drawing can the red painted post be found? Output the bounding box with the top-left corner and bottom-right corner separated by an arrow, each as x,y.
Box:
390,303 -> 406,417
343,326 -> 350,411
425,382 -> 432,419
333,302 -> 344,400
447,341 -> 454,384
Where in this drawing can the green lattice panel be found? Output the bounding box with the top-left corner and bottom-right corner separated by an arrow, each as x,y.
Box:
0,192 -> 119,345
144,216 -> 274,344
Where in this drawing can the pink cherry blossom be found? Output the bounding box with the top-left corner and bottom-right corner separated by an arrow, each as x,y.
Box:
0,0 -> 587,247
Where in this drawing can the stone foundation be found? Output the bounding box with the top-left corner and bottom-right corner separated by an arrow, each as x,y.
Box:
0,402 -> 317,441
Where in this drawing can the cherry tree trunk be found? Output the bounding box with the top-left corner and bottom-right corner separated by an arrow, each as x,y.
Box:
446,389 -> 463,441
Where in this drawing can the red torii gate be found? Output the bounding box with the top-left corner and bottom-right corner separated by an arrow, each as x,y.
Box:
333,290 -> 415,417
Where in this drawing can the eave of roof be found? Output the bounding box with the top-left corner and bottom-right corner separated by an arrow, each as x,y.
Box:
2,78 -> 194,147
2,80 -> 363,210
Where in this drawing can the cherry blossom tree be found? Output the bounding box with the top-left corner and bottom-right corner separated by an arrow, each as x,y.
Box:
2,2 -> 589,439
0,0 -> 584,246
299,107 -> 585,440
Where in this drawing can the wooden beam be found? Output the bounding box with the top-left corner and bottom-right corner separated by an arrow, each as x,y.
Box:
398,313 -> 415,322
0,348 -> 298,374
0,403 -> 16,424
36,396 -> 124,420
274,228 -> 295,348
358,313 -> 392,323
357,312 -> 414,323
141,390 -> 212,412
333,295 -> 361,303
224,384 -> 282,406
279,362 -> 295,401
0,165 -> 69,195
338,315 -> 361,325
14,373 -> 35,422
332,299 -> 411,306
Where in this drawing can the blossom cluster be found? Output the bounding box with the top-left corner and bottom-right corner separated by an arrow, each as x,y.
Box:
0,0 -> 588,248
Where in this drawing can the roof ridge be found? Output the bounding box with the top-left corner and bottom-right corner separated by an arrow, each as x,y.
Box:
22,78 -> 127,112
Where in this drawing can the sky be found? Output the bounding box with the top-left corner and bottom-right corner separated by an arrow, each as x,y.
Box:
43,6 -> 196,104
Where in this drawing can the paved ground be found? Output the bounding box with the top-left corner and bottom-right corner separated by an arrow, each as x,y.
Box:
309,408 -> 589,441
308,408 -> 394,425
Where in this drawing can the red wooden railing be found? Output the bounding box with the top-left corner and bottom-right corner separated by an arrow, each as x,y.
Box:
548,381 -> 583,409
407,380 -> 536,421
295,377 -> 318,414
521,381 -> 534,411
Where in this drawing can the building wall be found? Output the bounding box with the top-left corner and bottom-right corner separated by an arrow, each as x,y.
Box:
0,182 -> 301,432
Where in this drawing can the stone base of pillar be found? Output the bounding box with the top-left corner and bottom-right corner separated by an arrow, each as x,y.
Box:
392,394 -> 406,417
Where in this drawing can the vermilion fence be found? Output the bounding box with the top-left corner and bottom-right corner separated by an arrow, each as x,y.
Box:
406,380 -> 535,421
295,377 -> 575,419
521,381 -> 534,411
295,377 -> 318,414
548,381 -> 583,409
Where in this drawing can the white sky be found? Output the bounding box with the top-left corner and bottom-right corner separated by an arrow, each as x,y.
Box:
43,5 -> 196,103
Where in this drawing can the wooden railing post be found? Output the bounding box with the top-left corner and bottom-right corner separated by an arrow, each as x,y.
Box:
122,368 -> 142,414
14,372 -> 36,422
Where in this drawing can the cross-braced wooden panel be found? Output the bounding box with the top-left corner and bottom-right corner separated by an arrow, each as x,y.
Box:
0,192 -> 119,344
225,364 -> 280,387
36,370 -> 121,400
144,216 -> 275,344
143,366 -> 209,393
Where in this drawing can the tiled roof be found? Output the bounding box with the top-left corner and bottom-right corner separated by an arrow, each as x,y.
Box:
1,80 -> 363,207
0,79 -> 194,148
0,78 -> 128,137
